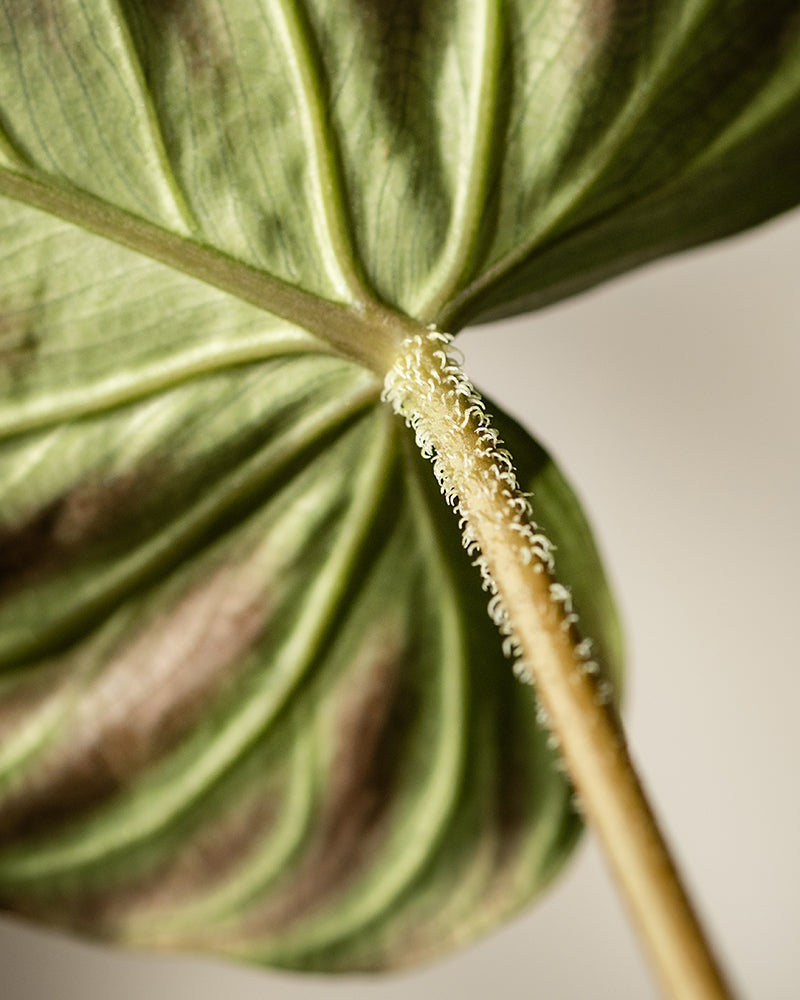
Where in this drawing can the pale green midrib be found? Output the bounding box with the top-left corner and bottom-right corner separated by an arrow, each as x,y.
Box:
0,378 -> 379,669
100,0 -> 201,234
0,169 -> 414,374
260,431 -> 470,961
0,411 -> 395,882
268,0 -> 372,303
438,0 -> 718,325
412,0 -> 503,323
0,331 -> 335,439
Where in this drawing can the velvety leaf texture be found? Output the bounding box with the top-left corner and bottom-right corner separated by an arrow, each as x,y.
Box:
0,0 -> 796,974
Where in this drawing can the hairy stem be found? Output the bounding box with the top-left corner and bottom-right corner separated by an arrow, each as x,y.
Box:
384,329 -> 736,1000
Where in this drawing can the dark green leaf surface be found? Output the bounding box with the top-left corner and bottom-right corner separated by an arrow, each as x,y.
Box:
0,0 -> 795,973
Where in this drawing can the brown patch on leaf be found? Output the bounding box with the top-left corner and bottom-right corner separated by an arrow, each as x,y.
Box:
0,777 -> 284,938
0,625 -> 418,947
242,627 -> 416,935
0,311 -> 38,381
0,660 -> 73,741
583,0 -> 619,44
0,505 -> 60,599
81,785 -> 283,930
6,0 -> 61,44
352,0 -> 427,86
136,790 -> 280,906
0,465 -> 164,600
352,0 -> 425,31
0,559 -> 270,841
134,0 -> 233,82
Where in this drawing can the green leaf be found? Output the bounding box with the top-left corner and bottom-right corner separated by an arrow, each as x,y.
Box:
0,0 -> 794,974
0,340 -> 619,968
1,2 -> 798,336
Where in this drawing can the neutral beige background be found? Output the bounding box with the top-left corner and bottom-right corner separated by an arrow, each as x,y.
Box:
1,209 -> 798,999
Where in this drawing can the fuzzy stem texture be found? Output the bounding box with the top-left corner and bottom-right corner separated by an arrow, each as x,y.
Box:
384,329 -> 735,1000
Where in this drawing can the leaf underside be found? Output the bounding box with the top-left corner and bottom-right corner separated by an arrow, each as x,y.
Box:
0,0 -> 797,973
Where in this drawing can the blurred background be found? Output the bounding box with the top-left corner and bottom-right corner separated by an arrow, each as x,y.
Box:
1,210 -> 798,999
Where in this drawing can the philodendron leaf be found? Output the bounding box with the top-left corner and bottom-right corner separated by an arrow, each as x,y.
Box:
0,0 -> 795,974
0,338 -> 620,969
1,1 -> 798,334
